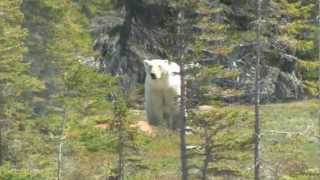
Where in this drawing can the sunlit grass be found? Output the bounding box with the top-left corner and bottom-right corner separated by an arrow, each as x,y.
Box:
64,100 -> 319,179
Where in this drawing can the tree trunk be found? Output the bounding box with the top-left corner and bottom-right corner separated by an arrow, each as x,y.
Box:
117,119 -> 124,180
57,136 -> 64,180
178,11 -> 189,180
57,107 -> 67,180
0,125 -> 2,165
317,0 -> 320,173
318,0 -> 320,89
179,52 -> 188,180
254,0 -> 262,180
201,125 -> 211,180
0,118 -> 9,166
111,94 -> 126,180
119,3 -> 133,56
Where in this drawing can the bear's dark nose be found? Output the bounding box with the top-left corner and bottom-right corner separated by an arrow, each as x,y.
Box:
150,73 -> 156,79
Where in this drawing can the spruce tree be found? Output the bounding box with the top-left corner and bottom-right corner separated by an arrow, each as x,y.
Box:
161,1 -> 200,179
254,0 -> 262,179
182,2 -> 252,179
20,1 -> 116,178
0,0 -> 42,166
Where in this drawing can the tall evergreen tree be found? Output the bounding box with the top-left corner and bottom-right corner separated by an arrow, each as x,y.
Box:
182,2 -> 252,179
164,1 -> 200,179
266,0 -> 316,98
189,106 -> 252,179
317,0 -> 320,175
20,0 -> 116,177
0,0 -> 42,166
254,0 -> 262,179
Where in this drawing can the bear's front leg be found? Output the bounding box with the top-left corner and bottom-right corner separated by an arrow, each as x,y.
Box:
170,108 -> 181,130
164,90 -> 181,130
145,91 -> 164,126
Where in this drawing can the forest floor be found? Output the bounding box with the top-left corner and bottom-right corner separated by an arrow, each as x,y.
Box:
66,99 -> 319,180
129,99 -> 319,179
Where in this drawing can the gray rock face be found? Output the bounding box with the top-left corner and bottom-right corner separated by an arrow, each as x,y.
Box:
275,72 -> 304,100
92,5 -> 169,93
240,66 -> 281,102
233,62 -> 279,103
92,15 -> 145,92
279,54 -> 298,73
238,65 -> 304,103
218,45 -> 305,103
92,8 -> 306,103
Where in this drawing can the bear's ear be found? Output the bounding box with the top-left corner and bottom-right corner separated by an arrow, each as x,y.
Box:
143,59 -> 149,65
163,59 -> 169,64
143,60 -> 150,69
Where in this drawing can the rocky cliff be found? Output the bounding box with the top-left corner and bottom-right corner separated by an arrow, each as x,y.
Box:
92,0 -> 317,103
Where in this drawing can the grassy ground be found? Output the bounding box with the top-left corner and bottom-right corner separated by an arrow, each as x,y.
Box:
64,100 -> 319,179
260,100 -> 319,179
128,100 -> 319,179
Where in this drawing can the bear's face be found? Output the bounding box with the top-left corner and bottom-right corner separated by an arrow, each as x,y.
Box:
144,59 -> 169,80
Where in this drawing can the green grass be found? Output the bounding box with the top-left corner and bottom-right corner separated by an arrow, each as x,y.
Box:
62,100 -> 320,179
130,100 -> 319,179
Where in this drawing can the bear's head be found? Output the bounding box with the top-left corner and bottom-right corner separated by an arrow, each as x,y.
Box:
143,59 -> 170,80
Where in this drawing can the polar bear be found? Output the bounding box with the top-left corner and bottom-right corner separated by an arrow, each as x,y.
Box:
143,59 -> 181,129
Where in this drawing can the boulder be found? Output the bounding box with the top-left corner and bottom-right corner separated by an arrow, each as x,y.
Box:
240,65 -> 280,103
279,54 -> 298,73
275,72 -> 304,100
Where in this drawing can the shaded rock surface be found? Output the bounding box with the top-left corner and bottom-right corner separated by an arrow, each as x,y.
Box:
92,2 -> 171,92
225,45 -> 304,102
92,2 -> 306,103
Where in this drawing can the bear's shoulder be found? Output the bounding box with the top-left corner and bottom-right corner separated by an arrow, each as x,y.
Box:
167,62 -> 180,94
168,62 -> 180,74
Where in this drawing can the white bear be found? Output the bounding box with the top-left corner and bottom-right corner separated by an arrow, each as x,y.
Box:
143,59 -> 181,129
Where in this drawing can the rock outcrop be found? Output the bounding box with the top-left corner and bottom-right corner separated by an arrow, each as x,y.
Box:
224,45 -> 304,102
92,1 -> 306,103
92,2 -> 171,92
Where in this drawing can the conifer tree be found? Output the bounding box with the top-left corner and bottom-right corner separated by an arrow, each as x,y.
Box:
181,1 -> 251,180
110,93 -> 128,180
106,87 -> 151,179
0,0 -> 42,166
160,1 -> 199,179
21,1 -> 117,178
317,0 -> 320,175
243,1 -> 319,178
193,108 -> 251,178
254,0 -> 262,179
258,0 -> 316,98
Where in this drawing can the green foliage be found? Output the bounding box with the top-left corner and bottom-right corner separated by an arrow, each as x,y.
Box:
302,80 -> 319,97
1,1 -> 117,179
109,93 -> 141,177
267,0 -> 316,80
162,0 -> 200,61
0,163 -> 44,180
297,60 -> 320,80
261,100 -> 320,179
197,0 -> 233,56
0,0 -> 319,179
196,65 -> 241,104
271,0 -> 315,52
0,0 -> 43,115
190,107 -> 253,178
296,60 -> 320,96
0,0 -> 43,170
0,0 -> 26,62
74,0 -> 112,17
80,128 -> 117,152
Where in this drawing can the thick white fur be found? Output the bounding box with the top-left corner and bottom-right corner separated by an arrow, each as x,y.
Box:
144,59 -> 181,129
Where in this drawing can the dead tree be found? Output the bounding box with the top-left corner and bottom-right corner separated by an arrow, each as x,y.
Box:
177,11 -> 189,180
254,0 -> 263,179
